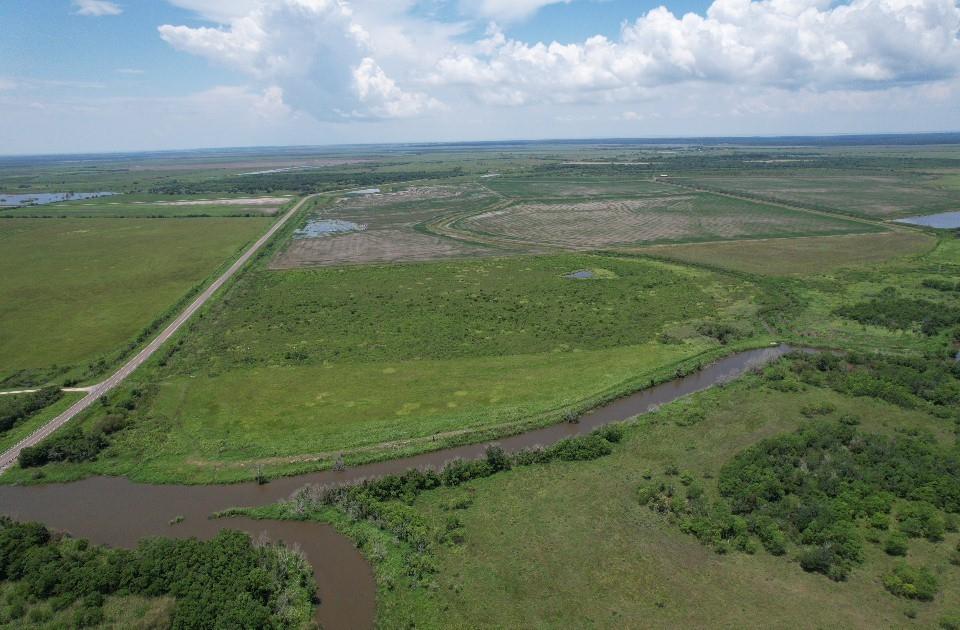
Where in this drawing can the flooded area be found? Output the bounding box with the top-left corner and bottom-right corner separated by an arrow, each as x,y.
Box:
565,269 -> 596,279
894,211 -> 960,228
294,218 -> 367,239
0,191 -> 115,207
0,344 -> 797,629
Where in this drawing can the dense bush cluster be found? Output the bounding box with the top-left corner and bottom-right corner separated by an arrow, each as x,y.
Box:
0,387 -> 61,434
789,351 -> 960,414
835,287 -> 960,336
18,388 -> 143,468
291,426 -> 625,580
882,563 -> 939,601
0,517 -> 315,628
640,420 -> 958,585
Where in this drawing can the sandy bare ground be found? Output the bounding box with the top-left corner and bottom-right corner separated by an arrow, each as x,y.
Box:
271,228 -> 489,267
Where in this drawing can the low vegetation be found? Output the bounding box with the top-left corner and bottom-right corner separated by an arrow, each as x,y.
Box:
0,388 -> 61,435
0,217 -> 270,387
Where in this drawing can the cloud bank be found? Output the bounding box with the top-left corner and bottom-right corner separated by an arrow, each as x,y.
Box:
156,0 -> 960,123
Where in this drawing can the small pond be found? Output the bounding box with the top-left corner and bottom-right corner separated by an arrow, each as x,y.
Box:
0,191 -> 116,207
294,218 -> 366,239
894,211 -> 960,229
565,269 -> 595,279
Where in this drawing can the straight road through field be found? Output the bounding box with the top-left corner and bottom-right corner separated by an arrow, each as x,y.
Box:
0,193 -> 320,473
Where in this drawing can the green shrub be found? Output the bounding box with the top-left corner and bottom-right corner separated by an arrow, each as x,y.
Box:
882,563 -> 939,601
898,502 -> 946,541
884,531 -> 909,556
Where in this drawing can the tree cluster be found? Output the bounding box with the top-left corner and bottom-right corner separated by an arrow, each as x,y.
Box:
0,517 -> 315,628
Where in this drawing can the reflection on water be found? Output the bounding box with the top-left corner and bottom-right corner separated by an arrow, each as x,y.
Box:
0,192 -> 115,207
894,211 -> 960,228
294,218 -> 366,238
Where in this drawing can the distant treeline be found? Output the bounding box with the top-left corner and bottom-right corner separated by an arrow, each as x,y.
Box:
148,168 -> 465,195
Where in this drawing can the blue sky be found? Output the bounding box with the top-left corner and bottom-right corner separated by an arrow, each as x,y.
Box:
0,0 -> 958,154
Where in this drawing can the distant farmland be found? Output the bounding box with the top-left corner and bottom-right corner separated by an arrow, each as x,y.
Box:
0,217 -> 270,386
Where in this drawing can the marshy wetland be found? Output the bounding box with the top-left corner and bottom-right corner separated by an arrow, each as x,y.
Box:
2,139 -> 960,628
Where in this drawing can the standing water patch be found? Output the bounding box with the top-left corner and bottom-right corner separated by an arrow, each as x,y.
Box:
294,218 -> 366,239
894,211 -> 960,229
0,191 -> 115,207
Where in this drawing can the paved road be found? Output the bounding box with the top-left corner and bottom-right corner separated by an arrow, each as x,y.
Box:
0,193 -> 318,472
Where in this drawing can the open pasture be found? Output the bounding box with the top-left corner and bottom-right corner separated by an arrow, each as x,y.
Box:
636,230 -> 936,275
0,217 -> 270,386
456,192 -> 879,249
2,194 -> 292,218
36,253 -> 766,481
676,172 -> 960,218
272,185 -> 498,267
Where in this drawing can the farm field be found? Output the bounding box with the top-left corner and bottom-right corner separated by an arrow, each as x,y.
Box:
673,172 -> 960,219
455,192 -> 881,249
636,230 -> 936,275
0,217 -> 270,386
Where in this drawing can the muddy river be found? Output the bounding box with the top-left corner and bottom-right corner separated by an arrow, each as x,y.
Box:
0,344 -> 797,628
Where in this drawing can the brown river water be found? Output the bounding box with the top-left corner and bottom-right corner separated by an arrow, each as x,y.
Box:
0,344 -> 796,629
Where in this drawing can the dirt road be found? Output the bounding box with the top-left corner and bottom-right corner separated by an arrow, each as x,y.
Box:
0,194 -> 317,472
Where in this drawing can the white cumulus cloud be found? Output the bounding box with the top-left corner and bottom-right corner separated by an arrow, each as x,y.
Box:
430,0 -> 960,105
72,0 -> 123,16
159,0 -> 444,120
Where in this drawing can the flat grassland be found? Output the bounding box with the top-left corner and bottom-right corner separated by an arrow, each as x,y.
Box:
635,230 -> 936,275
370,377 -> 959,628
675,172 -> 960,218
0,217 -> 270,385
3,194 -> 292,218
482,175 -> 679,199
456,192 -> 880,248
29,254 -> 766,481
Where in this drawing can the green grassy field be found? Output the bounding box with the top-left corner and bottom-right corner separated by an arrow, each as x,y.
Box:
0,217 -> 270,386
636,230 -> 936,275
0,252 -> 771,483
386,379 -> 959,628
252,363 -> 959,629
3,193 -> 294,218
674,172 -> 960,219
